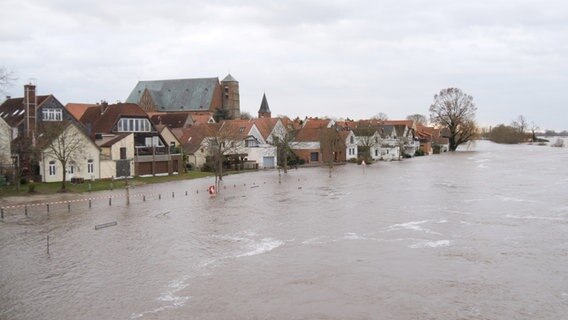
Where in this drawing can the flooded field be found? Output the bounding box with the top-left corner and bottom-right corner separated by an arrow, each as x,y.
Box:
1,141 -> 568,319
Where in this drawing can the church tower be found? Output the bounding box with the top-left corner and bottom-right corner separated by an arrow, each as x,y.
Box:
258,93 -> 271,118
220,74 -> 240,119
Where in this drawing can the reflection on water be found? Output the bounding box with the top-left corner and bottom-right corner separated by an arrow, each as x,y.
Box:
1,141 -> 568,320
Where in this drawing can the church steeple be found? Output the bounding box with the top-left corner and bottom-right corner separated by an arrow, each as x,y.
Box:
258,93 -> 271,118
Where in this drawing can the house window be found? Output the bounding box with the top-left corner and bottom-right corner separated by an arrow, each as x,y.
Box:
68,165 -> 74,174
87,159 -> 94,174
42,108 -> 63,121
120,147 -> 127,160
375,149 -> 378,157
310,152 -> 319,162
49,161 -> 56,176
117,118 -> 152,132
350,136 -> 354,144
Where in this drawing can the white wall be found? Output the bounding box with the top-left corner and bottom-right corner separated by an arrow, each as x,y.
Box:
0,118 -> 11,165
40,124 -> 101,182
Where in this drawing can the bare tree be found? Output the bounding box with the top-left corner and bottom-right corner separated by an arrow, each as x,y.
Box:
39,122 -> 85,192
371,112 -> 389,121
204,122 -> 242,189
529,122 -> 539,142
429,88 -> 478,151
511,115 -> 529,135
0,67 -> 16,95
353,125 -> 380,162
406,114 -> 427,125
320,127 -> 345,177
273,129 -> 298,174
240,111 -> 253,120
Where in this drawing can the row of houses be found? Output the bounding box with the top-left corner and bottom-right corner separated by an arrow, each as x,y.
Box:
0,77 -> 449,184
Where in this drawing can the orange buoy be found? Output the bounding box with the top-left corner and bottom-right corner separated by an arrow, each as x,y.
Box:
208,185 -> 216,196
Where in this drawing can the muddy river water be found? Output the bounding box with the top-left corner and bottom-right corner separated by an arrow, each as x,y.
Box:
1,141 -> 567,319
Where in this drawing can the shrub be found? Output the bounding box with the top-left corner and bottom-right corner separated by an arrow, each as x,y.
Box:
414,149 -> 425,157
27,180 -> 36,193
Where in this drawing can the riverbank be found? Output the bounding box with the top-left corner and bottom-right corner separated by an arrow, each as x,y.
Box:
0,171 -> 213,204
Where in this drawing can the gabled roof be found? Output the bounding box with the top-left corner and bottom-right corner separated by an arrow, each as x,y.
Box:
0,95 -> 51,127
294,128 -> 323,142
191,113 -> 215,125
249,117 -> 279,140
378,125 -> 396,138
79,103 -> 148,134
36,120 -> 100,152
149,112 -> 192,129
125,78 -> 220,112
258,93 -> 271,113
65,103 -> 96,121
302,118 -> 332,129
338,130 -> 354,142
219,120 -> 256,140
176,123 -> 220,154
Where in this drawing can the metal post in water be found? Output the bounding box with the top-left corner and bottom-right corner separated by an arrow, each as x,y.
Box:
172,192 -> 174,198
1,208 -> 4,221
47,235 -> 50,255
47,204 -> 50,213
159,194 -> 161,200
185,191 -> 188,196
89,199 -> 92,209
25,206 -> 28,216
143,195 -> 146,202
67,202 -> 71,212
109,197 -> 112,206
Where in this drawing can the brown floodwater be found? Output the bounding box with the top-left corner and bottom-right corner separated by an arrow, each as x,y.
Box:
1,141 -> 567,319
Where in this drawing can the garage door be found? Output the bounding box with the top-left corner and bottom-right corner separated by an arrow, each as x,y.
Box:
262,156 -> 275,168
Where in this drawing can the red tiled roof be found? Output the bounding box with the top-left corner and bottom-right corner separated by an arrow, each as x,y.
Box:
294,127 -> 323,142
177,123 -> 220,154
303,118 -> 331,129
191,114 -> 214,125
249,117 -> 279,140
79,103 -> 148,134
219,120 -> 255,140
65,103 -> 96,121
149,112 -> 192,129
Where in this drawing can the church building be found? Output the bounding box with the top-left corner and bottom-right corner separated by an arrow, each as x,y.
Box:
125,74 -> 240,119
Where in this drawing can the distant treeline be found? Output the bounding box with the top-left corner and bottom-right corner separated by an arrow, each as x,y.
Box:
542,130 -> 568,137
485,124 -> 530,144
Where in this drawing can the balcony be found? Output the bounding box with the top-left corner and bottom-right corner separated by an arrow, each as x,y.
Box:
134,146 -> 181,162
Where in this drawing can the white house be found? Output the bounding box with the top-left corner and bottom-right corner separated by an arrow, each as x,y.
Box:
95,133 -> 135,179
218,120 -> 277,169
340,130 -> 358,161
0,117 -> 11,167
39,122 -> 101,183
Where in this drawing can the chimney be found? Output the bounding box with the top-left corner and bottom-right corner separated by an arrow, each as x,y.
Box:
24,83 -> 37,138
100,100 -> 109,115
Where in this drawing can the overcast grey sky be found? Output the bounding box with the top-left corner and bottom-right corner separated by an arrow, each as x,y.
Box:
1,0 -> 567,130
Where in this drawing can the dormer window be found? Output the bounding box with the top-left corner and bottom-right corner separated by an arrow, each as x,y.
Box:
117,118 -> 152,132
239,127 -> 245,133
42,108 -> 63,121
